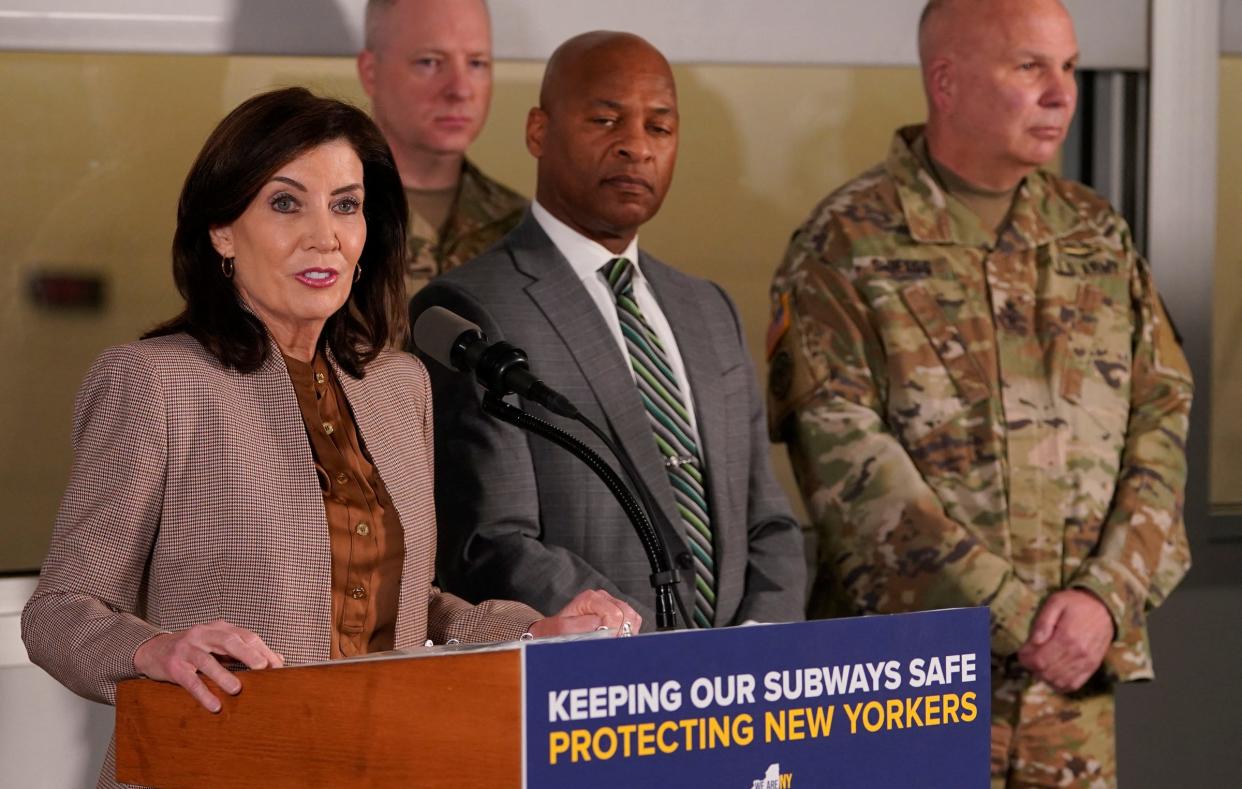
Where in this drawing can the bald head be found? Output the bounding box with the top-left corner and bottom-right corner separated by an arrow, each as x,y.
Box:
364,0 -> 489,54
918,0 -> 1079,190
919,0 -> 1076,79
918,0 -> 1075,66
539,31 -> 675,113
917,0 -> 959,68
526,31 -> 678,253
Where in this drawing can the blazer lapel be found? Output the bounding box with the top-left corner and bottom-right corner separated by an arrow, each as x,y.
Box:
509,219 -> 690,588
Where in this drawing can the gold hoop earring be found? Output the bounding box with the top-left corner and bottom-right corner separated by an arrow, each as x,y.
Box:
353,264 -> 362,283
221,256 -> 235,279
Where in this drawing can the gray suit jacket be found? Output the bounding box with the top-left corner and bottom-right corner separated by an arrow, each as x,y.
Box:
409,215 -> 804,627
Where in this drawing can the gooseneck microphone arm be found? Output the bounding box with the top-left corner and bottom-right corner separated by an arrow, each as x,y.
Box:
566,412 -> 693,623
413,306 -> 688,630
478,393 -> 686,631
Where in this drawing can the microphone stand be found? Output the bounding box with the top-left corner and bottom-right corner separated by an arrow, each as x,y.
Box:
480,392 -> 688,631
566,413 -> 695,622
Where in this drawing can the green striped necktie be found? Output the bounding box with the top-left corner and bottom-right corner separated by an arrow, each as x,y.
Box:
601,256 -> 716,627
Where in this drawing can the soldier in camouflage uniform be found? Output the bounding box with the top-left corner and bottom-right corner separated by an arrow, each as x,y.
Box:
402,158 -> 525,284
358,0 -> 526,293
767,1 -> 1192,786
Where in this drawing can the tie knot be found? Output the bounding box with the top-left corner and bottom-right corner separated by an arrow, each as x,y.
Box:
602,256 -> 634,298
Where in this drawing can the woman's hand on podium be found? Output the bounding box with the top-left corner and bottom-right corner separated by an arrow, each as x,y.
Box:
132,619 -> 285,712
527,589 -> 641,638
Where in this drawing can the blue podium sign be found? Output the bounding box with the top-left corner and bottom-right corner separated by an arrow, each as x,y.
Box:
524,607 -> 990,788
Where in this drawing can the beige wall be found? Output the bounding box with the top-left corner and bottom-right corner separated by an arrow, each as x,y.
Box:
0,52 -> 927,571
1211,56 -> 1242,510
0,54 -> 353,571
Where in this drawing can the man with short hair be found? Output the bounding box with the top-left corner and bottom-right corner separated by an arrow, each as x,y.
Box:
767,0 -> 1192,784
411,31 -> 805,630
357,0 -> 524,287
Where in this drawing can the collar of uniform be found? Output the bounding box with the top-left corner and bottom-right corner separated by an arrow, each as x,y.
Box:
887,125 -> 993,248
439,159 -> 482,242
886,124 -> 1083,250
1004,169 -> 1085,250
530,199 -> 641,285
438,158 -> 514,245
405,195 -> 440,246
455,158 -> 489,211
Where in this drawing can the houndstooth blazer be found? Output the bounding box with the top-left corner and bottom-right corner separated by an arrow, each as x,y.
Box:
21,333 -> 537,786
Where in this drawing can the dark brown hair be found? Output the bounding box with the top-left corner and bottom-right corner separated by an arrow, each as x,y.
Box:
145,87 -> 408,377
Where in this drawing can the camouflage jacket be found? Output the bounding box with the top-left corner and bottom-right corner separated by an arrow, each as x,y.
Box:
768,126 -> 1193,682
405,158 -> 526,287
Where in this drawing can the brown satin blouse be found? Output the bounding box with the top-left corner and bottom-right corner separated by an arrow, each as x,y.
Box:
284,352 -> 404,658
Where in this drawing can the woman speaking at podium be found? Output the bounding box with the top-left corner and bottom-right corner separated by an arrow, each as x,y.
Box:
20,87 -> 637,787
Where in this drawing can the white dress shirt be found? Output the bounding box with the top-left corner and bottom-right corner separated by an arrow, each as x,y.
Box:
531,201 -> 700,436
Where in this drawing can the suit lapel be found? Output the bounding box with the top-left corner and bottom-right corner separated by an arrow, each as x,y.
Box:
510,219 -> 691,592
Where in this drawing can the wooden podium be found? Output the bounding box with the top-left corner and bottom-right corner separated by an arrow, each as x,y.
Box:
116,648 -> 524,788
117,610 -> 992,788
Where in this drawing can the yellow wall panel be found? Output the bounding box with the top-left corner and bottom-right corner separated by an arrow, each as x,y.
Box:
1211,57 -> 1242,511
0,53 -> 367,571
0,52 -> 926,571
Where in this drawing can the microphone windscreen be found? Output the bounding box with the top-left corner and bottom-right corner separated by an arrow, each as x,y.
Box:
412,306 -> 483,372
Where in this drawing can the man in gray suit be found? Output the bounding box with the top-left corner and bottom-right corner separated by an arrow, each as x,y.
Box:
409,31 -> 804,629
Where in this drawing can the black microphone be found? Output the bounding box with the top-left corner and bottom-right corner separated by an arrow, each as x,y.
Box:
413,306 -> 579,418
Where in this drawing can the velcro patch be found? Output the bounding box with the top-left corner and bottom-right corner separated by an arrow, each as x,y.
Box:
766,291 -> 792,361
